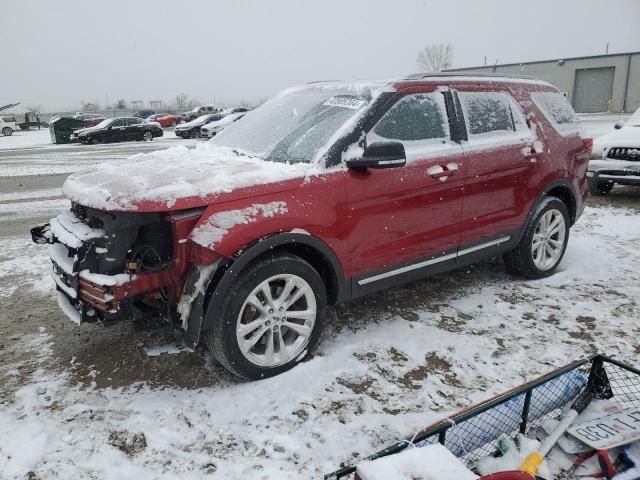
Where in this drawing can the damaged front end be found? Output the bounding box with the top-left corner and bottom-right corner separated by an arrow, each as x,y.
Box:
31,203 -> 221,344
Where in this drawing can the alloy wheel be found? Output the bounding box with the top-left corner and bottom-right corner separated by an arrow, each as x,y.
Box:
531,208 -> 566,271
236,274 -> 316,367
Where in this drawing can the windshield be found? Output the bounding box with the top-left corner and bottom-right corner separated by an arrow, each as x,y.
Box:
94,119 -> 113,129
211,86 -> 374,163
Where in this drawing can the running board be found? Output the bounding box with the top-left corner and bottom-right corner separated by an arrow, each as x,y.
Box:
357,236 -> 511,286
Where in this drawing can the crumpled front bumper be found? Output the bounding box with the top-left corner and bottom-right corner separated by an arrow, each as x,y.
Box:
587,159 -> 640,186
31,213 -> 170,325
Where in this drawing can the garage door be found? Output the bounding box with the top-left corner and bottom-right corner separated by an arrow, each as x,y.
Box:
573,67 -> 615,113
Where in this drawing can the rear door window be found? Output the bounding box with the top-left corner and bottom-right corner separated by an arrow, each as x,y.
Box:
458,91 -> 529,141
530,91 -> 581,136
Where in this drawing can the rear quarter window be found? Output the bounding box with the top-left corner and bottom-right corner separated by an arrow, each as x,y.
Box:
530,91 -> 581,136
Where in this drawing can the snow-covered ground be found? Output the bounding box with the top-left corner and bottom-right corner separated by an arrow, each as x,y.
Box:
0,128 -> 196,152
1,203 -> 639,479
578,112 -> 631,138
0,113 -> 638,479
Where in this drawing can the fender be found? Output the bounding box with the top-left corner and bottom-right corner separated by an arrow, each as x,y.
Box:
182,232 -> 349,347
541,178 -> 580,223
512,178 -> 579,247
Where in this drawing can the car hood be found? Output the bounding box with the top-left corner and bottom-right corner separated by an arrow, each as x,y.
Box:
176,118 -> 207,129
593,126 -> 640,152
62,144 -> 314,212
74,125 -> 102,135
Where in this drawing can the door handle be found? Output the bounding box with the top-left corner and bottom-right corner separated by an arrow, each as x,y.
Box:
427,163 -> 459,179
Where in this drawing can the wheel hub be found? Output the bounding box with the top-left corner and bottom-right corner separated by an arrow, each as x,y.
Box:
236,273 -> 316,367
531,208 -> 566,271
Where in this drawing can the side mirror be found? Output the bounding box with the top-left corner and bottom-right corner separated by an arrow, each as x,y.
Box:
614,123 -> 623,130
346,142 -> 406,169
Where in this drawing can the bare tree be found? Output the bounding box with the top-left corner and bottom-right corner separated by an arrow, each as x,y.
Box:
174,93 -> 190,109
26,105 -> 42,113
114,99 -> 127,110
80,101 -> 101,112
416,43 -> 454,72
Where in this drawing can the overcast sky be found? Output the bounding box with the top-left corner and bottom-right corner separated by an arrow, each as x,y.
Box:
2,0 -> 639,111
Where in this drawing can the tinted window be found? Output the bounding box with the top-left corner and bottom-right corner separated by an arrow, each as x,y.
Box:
458,91 -> 519,135
373,93 -> 448,141
110,119 -> 125,127
127,118 -> 142,125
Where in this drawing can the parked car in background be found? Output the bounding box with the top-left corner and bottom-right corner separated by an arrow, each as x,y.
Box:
200,112 -> 246,138
588,108 -> 640,195
0,115 -> 20,136
133,110 -> 155,119
182,105 -> 217,122
174,113 -> 226,138
146,113 -> 183,128
74,117 -> 163,144
224,106 -> 250,114
32,75 -> 591,380
73,113 -> 106,128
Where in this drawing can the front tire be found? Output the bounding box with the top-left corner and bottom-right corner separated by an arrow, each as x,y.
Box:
142,131 -> 153,142
504,197 -> 570,279
587,177 -> 614,196
2,127 -> 12,136
204,253 -> 327,380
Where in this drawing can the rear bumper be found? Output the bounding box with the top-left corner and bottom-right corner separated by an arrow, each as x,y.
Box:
588,159 -> 640,186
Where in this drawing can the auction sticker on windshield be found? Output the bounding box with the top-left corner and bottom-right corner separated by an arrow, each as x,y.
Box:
323,96 -> 367,109
568,408 -> 640,449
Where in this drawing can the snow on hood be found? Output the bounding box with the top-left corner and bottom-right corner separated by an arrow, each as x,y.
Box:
62,144 -> 313,212
593,125 -> 640,152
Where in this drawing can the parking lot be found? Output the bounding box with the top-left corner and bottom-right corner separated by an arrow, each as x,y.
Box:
0,122 -> 639,478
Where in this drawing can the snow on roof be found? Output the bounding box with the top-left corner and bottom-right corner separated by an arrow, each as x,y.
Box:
401,73 -> 554,87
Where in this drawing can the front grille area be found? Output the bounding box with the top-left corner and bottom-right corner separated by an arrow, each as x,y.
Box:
607,147 -> 640,161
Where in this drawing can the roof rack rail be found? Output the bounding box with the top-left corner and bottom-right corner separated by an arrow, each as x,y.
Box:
404,72 -> 542,81
305,79 -> 343,84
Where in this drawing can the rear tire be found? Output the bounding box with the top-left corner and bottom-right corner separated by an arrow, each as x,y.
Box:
587,177 -> 614,196
171,120 -> 177,127
190,129 -> 199,139
503,197 -> 570,279
2,127 -> 12,136
203,253 -> 327,380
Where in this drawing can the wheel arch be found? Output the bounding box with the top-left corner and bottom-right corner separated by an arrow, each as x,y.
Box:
542,179 -> 578,225
217,232 -> 348,307
182,232 -> 348,348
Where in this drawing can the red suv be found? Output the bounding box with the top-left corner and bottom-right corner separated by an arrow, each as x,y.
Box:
32,74 -> 591,380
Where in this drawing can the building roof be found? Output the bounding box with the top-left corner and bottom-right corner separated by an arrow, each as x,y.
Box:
446,51 -> 640,71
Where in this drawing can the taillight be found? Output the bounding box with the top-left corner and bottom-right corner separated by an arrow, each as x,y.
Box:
582,137 -> 593,152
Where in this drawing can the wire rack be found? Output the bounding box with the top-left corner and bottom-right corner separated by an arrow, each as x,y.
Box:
325,355 -> 640,479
